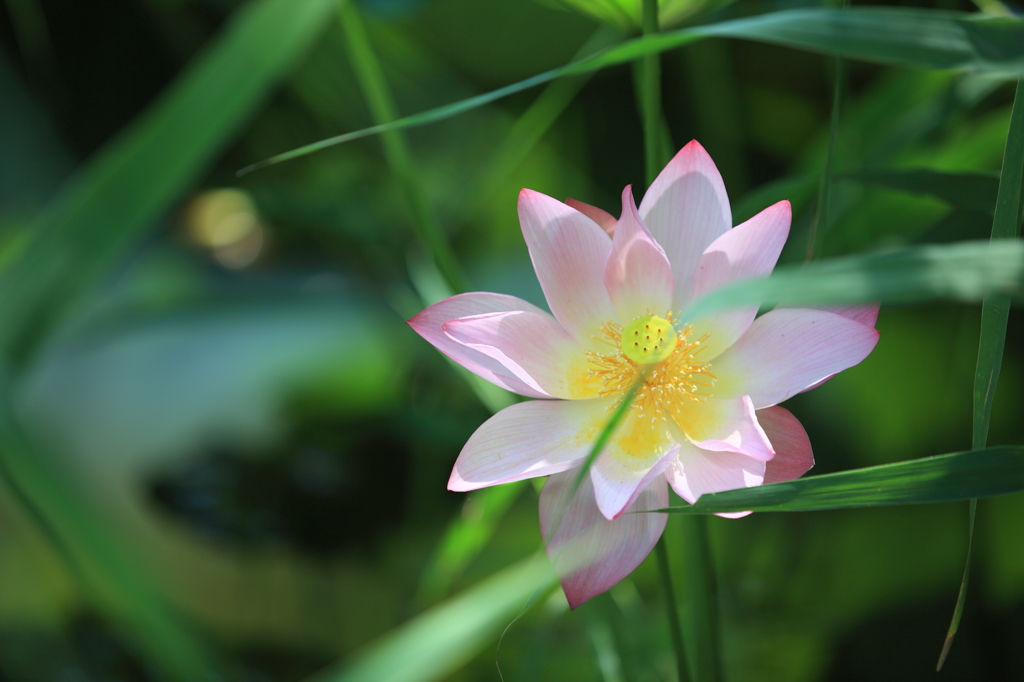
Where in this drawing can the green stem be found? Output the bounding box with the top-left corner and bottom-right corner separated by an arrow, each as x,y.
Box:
635,3 -> 713,679
655,537 -> 690,682
806,0 -> 849,262
338,1 -> 469,294
680,515 -> 721,682
639,0 -> 664,186
938,77 -> 1024,671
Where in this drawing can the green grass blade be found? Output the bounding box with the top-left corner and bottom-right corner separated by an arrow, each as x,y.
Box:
653,446 -> 1024,515
805,0 -> 848,262
0,0 -> 339,364
339,1 -> 468,294
843,169 -> 1000,215
417,482 -> 527,603
683,239 -> 1024,319
240,8 -> 1024,172
310,554 -> 556,682
938,77 -> 1024,671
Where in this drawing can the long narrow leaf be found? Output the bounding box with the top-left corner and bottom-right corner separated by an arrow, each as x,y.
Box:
654,446 -> 1024,515
0,0 -> 338,363
240,8 -> 1024,172
938,77 -> 1024,671
683,239 -> 1024,320
844,169 -> 1000,215
311,555 -> 555,682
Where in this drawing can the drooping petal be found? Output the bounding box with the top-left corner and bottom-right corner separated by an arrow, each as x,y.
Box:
711,308 -> 880,409
449,397 -> 614,491
589,409 -> 679,520
566,198 -> 617,236
540,471 -> 668,609
409,292 -> 557,398
518,189 -> 617,346
443,310 -> 596,399
604,186 -> 674,323
669,396 -> 774,462
684,201 -> 792,359
757,406 -> 815,484
638,140 -> 732,310
665,440 -> 766,505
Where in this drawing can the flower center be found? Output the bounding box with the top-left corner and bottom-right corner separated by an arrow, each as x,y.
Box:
621,314 -> 677,365
586,314 -> 716,420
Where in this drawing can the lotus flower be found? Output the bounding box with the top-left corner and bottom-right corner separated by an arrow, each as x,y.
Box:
409,142 -> 879,607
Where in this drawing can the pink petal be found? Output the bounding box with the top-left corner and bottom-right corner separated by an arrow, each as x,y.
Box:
519,189 -> 617,345
672,396 -> 774,462
638,141 -> 732,311
710,308 -> 880,409
448,397 -> 614,491
813,304 -> 880,328
684,201 -> 792,359
665,440 -> 766,504
409,293 -> 557,398
589,409 -> 679,520
780,304 -> 880,392
604,186 -> 674,323
443,310 -> 592,400
540,471 -> 667,609
566,198 -> 617,236
757,406 -> 815,484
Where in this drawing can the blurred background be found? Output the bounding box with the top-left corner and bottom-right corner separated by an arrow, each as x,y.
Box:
1,0 -> 1023,680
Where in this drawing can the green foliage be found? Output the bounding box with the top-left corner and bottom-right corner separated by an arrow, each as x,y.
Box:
658,446 -> 1024,514
1,1 -> 1023,681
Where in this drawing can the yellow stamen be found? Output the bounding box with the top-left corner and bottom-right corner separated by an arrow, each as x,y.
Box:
585,313 -> 716,418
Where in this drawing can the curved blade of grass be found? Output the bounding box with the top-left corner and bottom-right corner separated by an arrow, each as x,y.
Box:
653,446 -> 1024,515
310,554 -> 556,682
938,77 -> 1024,672
239,8 -> 1024,173
0,0 -> 339,365
339,1 -> 468,294
843,169 -> 1000,215
683,239 -> 1024,320
416,482 -> 527,604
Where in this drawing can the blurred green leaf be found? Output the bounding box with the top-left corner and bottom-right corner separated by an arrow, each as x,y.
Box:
0,403 -> 218,680
541,0 -> 733,30
311,554 -> 556,682
0,0 -> 339,365
684,239 -> 1024,319
657,446 -> 1024,515
844,169 -> 1000,215
417,482 -> 527,603
243,8 -> 1024,171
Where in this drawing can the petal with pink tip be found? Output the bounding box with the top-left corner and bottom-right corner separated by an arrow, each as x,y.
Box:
814,304 -> 880,328
604,186 -> 674,323
566,198 -> 617,236
711,309 -> 880,409
409,292 -> 557,398
443,310 -> 594,400
683,201 -> 792,359
793,303 -> 880,392
540,471 -> 667,609
670,396 -> 774,462
757,406 -> 815,484
666,440 -> 766,504
638,141 -> 732,310
588,410 -> 679,520
519,189 -> 617,345
449,397 -> 614,492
